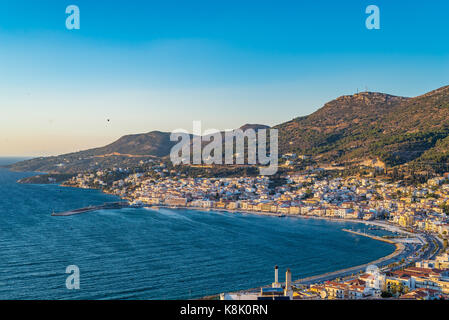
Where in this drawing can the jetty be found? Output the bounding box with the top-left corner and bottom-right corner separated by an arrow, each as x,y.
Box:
342,228 -> 397,244
51,202 -> 131,216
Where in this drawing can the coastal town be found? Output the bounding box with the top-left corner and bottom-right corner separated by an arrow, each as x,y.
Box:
57,154 -> 449,300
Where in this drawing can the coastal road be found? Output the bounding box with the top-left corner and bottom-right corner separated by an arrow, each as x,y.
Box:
211,223 -> 443,299
293,242 -> 410,286
294,232 -> 438,286
421,233 -> 441,260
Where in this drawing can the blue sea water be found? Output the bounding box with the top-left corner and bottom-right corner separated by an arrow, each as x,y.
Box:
0,158 -> 395,299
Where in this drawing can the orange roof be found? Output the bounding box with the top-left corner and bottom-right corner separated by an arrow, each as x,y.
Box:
345,278 -> 366,286
348,285 -> 365,292
324,281 -> 348,290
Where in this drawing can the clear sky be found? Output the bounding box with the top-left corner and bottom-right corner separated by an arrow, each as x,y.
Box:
0,0 -> 448,156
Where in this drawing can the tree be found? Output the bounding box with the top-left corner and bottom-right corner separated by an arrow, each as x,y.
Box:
390,283 -> 400,295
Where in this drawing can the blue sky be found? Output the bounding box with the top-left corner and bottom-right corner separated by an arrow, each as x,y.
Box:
0,0 -> 448,156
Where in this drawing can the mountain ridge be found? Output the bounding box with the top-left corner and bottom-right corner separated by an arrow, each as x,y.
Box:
9,85 -> 449,173
277,85 -> 449,166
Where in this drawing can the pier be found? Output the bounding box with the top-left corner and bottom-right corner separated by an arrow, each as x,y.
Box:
341,228 -> 397,244
51,202 -> 131,216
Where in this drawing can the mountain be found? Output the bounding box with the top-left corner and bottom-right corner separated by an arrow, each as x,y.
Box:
276,85 -> 449,166
9,131 -> 175,173
238,124 -> 270,131
8,124 -> 269,173
76,131 -> 175,157
8,85 -> 449,174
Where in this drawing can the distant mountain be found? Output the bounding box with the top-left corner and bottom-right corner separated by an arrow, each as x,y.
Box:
9,85 -> 449,174
276,85 -> 449,166
77,131 -> 175,157
9,124 -> 269,173
9,131 -> 175,173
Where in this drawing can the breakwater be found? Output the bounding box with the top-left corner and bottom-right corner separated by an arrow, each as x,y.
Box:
51,201 -> 131,216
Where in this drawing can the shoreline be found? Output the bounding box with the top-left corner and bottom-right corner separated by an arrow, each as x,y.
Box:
149,204 -> 411,237
13,175 -> 424,299
292,231 -> 405,285
199,215 -> 409,299
45,196 -> 411,298
146,205 -> 414,299
202,237 -> 406,300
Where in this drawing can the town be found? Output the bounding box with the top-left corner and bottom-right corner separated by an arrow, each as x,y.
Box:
61,155 -> 449,300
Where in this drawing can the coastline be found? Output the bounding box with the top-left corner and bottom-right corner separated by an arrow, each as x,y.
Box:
12,175 -> 424,299
152,204 -> 411,236
43,190 -> 411,297
55,182 -> 415,280
147,205 -> 414,299
292,231 -> 405,285
201,239 -> 406,300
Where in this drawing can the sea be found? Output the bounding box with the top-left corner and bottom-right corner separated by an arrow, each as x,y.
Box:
0,157 -> 395,299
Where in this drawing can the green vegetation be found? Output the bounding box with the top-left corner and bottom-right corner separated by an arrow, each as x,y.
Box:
277,86 -> 449,170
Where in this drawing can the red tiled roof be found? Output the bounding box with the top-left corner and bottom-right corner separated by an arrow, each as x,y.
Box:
345,278 -> 366,286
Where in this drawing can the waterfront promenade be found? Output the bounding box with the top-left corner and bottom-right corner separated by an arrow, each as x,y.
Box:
293,231 -> 406,286
200,215 -> 423,299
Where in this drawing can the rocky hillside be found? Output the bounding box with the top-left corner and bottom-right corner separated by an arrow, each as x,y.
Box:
8,131 -> 175,173
8,124 -> 268,173
277,86 -> 449,166
9,85 -> 449,173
